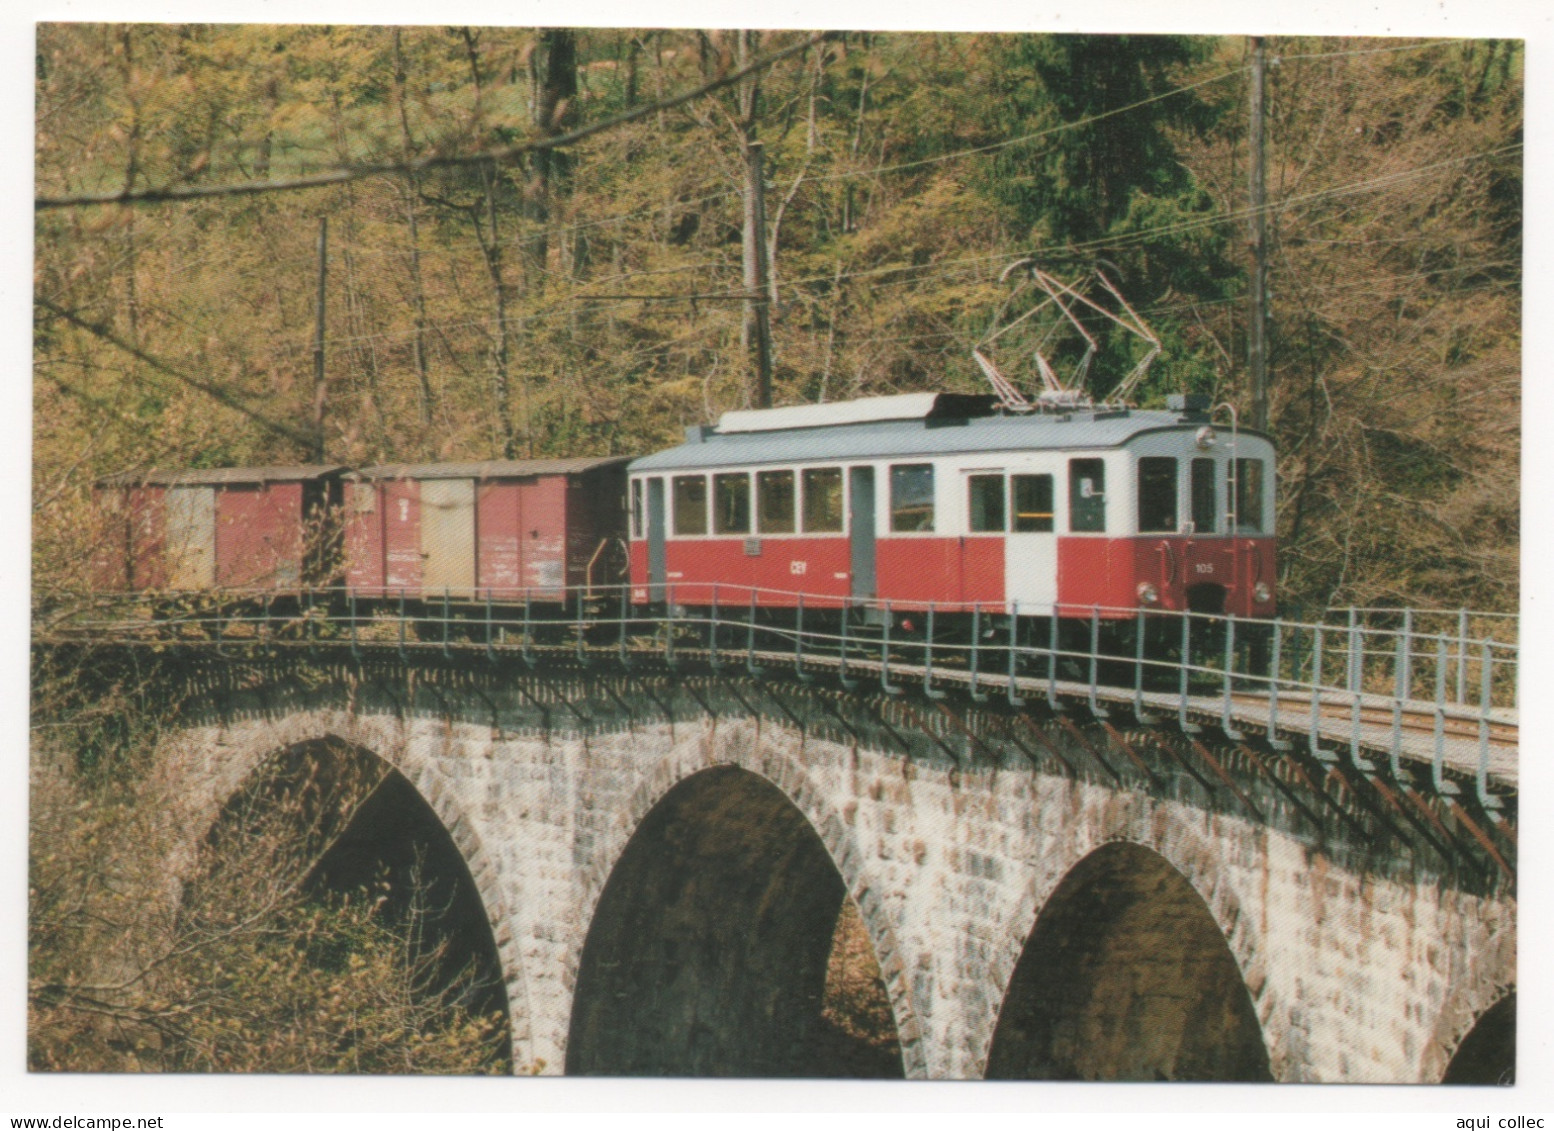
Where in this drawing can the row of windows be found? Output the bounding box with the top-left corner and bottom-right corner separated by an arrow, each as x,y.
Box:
631,457 -> 1267,538
1136,457 -> 1265,534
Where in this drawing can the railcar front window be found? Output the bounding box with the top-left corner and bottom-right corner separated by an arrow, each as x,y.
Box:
757,470 -> 796,534
629,478 -> 644,539
968,474 -> 1005,533
890,464 -> 935,532
1231,459 -> 1265,533
672,475 -> 707,536
1068,459 -> 1106,532
802,467 -> 844,533
713,472 -> 752,535
1138,457 -> 1178,533
1012,474 -> 1054,532
1191,459 -> 1217,534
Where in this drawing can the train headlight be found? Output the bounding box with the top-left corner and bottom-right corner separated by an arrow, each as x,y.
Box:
1253,581 -> 1273,604
1195,426 -> 1216,450
1136,582 -> 1160,606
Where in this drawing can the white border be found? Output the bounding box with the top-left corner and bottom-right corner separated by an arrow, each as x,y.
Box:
8,0 -> 1549,1121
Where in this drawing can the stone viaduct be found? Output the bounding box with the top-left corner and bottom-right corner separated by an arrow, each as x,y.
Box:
138,649 -> 1514,1084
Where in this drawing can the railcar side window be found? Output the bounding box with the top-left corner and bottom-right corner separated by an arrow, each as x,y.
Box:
672,475 -> 707,536
713,472 -> 752,535
1068,459 -> 1106,532
757,470 -> 796,534
629,478 -> 644,539
802,467 -> 844,533
1137,457 -> 1178,533
1012,474 -> 1054,532
1191,459 -> 1217,533
1231,459 -> 1265,533
968,474 -> 1005,533
890,464 -> 935,532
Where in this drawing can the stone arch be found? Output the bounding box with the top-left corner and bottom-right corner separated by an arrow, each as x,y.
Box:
984,828 -> 1272,1082
565,717 -> 917,1077
156,711 -> 534,1069
1440,992 -> 1516,1085
979,798 -> 1276,1078
1427,962 -> 1518,1085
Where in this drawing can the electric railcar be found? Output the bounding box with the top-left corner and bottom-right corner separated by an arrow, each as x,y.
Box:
626,392 -> 1275,621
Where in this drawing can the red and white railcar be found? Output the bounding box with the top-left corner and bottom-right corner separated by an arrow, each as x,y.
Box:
626,393 -> 1275,619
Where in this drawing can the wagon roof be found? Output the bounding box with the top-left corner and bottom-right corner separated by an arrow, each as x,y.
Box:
629,405 -> 1269,473
353,456 -> 631,480
96,464 -> 348,487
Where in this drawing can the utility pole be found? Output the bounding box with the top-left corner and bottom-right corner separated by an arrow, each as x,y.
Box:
737,30 -> 774,409
312,216 -> 329,461
1248,36 -> 1269,432
745,139 -> 774,408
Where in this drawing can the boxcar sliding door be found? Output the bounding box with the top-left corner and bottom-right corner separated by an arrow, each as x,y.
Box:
421,478 -> 476,596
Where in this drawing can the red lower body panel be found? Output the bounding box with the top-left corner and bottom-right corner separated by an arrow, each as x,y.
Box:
1059,536 -> 1276,617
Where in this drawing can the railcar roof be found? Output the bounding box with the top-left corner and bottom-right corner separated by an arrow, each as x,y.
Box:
96,464 -> 348,487
353,456 -> 631,480
629,407 -> 1267,473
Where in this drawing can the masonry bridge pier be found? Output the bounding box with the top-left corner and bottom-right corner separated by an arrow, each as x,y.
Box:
48,597 -> 1517,1082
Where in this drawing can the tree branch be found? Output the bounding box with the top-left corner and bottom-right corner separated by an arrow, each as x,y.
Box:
36,31 -> 836,211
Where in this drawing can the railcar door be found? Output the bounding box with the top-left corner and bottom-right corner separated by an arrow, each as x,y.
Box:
421,478 -> 476,596
646,476 -> 667,601
848,466 -> 876,600
1005,470 -> 1058,613
165,485 -> 216,590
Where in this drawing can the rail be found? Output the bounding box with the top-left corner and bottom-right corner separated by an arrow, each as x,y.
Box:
41,585 -> 1518,809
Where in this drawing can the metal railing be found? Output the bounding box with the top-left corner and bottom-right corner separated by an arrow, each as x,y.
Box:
44,585 -> 1517,807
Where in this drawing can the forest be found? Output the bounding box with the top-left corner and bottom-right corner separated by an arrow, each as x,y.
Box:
30,25 -> 1522,1074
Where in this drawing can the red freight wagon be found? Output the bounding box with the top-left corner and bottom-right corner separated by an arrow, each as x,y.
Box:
92,466 -> 345,593
343,457 -> 630,602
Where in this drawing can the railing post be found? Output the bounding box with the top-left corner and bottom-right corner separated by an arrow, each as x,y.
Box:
969,605 -> 982,701
1478,639 -> 1499,810
1347,612 -> 1362,764
1308,624 -> 1324,760
881,601 -> 899,695
1268,618 -> 1282,746
923,603 -> 944,699
840,597 -> 854,690
397,588 -> 407,663
1088,606 -> 1100,715
709,584 -> 721,670
746,588 -> 763,677
618,585 -> 631,668
1390,626 -> 1406,778
1431,635 -> 1458,795
1222,612 -> 1237,733
442,587 -> 451,658
1178,611 -> 1192,732
1133,608 -> 1145,717
1008,602 -> 1026,708
1401,608 -> 1414,701
350,587 -> 360,663
665,585 -> 676,666
1456,607 -> 1470,706
485,590 -> 494,662
575,582 -> 588,665
1048,607 -> 1060,709
522,591 -> 534,667
795,593 -> 806,680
